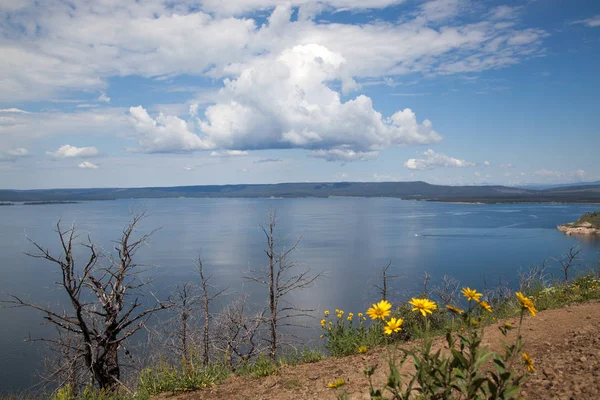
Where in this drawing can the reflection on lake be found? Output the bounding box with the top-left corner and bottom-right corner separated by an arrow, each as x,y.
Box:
0,198 -> 598,392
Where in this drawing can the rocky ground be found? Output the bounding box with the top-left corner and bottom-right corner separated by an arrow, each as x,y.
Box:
157,301 -> 600,400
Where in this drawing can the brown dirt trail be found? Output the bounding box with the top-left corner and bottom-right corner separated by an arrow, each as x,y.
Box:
157,301 -> 600,400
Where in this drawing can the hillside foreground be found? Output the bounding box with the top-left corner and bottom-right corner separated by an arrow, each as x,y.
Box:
156,300 -> 600,400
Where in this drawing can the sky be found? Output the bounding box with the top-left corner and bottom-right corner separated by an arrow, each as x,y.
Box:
0,0 -> 599,189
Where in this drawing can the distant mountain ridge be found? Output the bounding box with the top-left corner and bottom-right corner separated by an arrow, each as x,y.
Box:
1,181 -> 600,203
515,181 -> 600,190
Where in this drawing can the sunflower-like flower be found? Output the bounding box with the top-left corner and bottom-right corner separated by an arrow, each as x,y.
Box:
320,319 -> 326,327
366,300 -> 392,320
409,298 -> 437,316
358,345 -> 367,354
522,353 -> 535,372
324,310 -> 330,316
479,300 -> 493,313
327,378 -> 345,388
516,292 -> 538,317
383,317 -> 404,335
446,305 -> 464,314
461,287 -> 483,302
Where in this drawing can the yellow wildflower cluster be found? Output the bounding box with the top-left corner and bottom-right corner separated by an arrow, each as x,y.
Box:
358,345 -> 368,354
522,353 -> 535,372
327,378 -> 345,388
365,297 -> 439,336
516,292 -> 538,317
447,287 -> 494,314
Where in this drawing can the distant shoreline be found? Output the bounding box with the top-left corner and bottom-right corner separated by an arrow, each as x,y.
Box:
1,181 -> 599,204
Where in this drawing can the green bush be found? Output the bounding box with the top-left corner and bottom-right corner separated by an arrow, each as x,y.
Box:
321,309 -> 384,357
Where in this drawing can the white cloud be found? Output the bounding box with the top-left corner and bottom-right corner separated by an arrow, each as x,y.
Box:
130,44 -> 441,160
483,160 -> 491,166
78,161 -> 99,169
200,0 -> 406,15
98,93 -> 111,103
310,149 -> 380,162
0,108 -> 30,113
210,150 -> 249,157
500,163 -> 514,168
534,169 -> 586,182
0,147 -> 30,162
488,6 -> 521,20
7,148 -> 29,157
404,149 -> 476,170
47,144 -> 99,158
535,169 -> 560,177
572,15 -> 600,28
129,106 -> 209,153
0,2 -> 548,102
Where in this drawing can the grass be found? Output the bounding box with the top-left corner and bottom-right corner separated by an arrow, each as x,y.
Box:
6,269 -> 600,400
574,211 -> 600,228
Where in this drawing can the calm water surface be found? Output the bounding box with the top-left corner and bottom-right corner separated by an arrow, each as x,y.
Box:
1,198 -> 599,392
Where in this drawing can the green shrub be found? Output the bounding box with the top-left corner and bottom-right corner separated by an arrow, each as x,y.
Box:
321,309 -> 384,357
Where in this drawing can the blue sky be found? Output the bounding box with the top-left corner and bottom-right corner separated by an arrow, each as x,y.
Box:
0,0 -> 599,189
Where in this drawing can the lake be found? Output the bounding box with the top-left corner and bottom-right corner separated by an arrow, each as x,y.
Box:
1,198 -> 599,392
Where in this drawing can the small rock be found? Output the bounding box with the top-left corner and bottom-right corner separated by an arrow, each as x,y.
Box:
309,375 -> 319,380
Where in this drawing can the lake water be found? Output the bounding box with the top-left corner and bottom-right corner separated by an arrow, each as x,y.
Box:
1,198 -> 599,392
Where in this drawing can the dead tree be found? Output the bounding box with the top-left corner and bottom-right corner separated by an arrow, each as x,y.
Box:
168,282 -> 201,366
212,295 -> 265,369
371,261 -> 399,301
433,275 -> 461,306
3,212 -> 168,391
518,260 -> 550,292
555,245 -> 581,282
197,256 -> 226,366
246,210 -> 321,362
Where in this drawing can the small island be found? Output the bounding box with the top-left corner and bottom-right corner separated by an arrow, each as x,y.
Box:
558,211 -> 600,236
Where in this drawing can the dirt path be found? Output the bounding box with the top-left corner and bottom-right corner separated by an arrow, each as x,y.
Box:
157,301 -> 600,400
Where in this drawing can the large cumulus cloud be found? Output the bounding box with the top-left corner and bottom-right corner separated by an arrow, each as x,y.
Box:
130,44 -> 441,161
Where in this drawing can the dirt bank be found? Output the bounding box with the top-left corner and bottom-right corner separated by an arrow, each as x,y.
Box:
157,301 -> 600,400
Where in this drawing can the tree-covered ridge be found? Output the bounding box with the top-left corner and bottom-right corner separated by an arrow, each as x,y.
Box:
1,181 -> 600,203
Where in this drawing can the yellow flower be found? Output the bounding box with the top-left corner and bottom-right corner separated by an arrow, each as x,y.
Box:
383,317 -> 404,335
337,313 -> 343,319
504,322 -> 513,329
446,305 -> 464,314
516,292 -> 538,317
335,309 -> 340,314
319,334 -> 324,339
347,315 -> 353,322
358,345 -> 367,354
324,310 -> 330,316
479,300 -> 492,312
461,287 -> 483,302
409,298 -> 437,317
348,312 -> 354,317
321,319 -> 326,327
327,378 -> 345,388
366,300 -> 392,320
329,321 -> 333,325
357,313 -> 363,317
339,310 -> 344,316
522,353 -> 535,372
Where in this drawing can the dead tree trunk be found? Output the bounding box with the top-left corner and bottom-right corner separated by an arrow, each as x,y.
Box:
3,212 -> 169,391
247,210 -> 321,363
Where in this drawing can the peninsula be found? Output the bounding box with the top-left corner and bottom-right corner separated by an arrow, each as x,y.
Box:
558,211 -> 600,236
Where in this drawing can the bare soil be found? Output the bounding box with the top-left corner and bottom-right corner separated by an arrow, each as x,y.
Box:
157,301 -> 600,400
